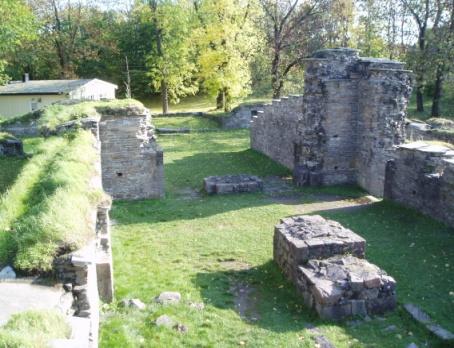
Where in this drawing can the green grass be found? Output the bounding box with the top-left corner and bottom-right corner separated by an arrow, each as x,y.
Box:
143,95 -> 271,114
0,132 -> 18,141
0,309 -> 70,347
100,130 -> 453,347
0,131 -> 104,272
0,99 -> 144,132
153,116 -> 220,130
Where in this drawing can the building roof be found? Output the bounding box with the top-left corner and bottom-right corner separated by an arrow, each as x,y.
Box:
0,79 -> 118,96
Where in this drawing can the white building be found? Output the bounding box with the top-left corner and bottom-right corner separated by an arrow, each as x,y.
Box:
0,77 -> 118,118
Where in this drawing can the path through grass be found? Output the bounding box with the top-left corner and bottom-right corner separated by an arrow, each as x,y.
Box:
100,129 -> 453,347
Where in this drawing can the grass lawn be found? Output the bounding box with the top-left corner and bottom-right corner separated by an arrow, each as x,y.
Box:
153,116 -> 220,130
407,92 -> 454,121
143,95 -> 271,115
100,129 -> 454,347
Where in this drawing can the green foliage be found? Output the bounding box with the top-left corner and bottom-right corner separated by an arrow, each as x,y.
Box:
193,0 -> 262,110
0,131 -> 104,272
145,1 -> 198,105
0,132 -> 17,142
0,309 -> 70,347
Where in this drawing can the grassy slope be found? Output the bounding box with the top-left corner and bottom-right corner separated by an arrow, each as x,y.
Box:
0,309 -> 70,347
100,129 -> 453,348
407,92 -> 454,121
0,131 -> 103,272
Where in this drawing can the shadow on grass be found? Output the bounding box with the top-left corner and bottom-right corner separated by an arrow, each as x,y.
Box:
0,157 -> 27,195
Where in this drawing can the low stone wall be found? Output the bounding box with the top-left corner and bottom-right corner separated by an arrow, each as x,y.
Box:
406,120 -> 454,144
384,141 -> 454,227
251,96 -> 303,169
222,104 -> 265,129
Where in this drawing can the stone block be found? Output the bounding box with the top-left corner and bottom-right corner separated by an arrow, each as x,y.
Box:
204,174 -> 263,194
274,215 -> 365,281
297,255 -> 396,320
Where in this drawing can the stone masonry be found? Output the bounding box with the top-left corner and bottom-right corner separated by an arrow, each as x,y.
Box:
204,174 -> 263,194
99,105 -> 164,200
251,48 -> 412,196
0,134 -> 23,156
273,215 -> 396,320
384,141 -> 454,227
297,256 -> 397,320
274,215 -> 365,282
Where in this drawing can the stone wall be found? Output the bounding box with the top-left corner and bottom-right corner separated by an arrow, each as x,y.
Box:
384,141 -> 454,227
0,135 -> 23,156
251,48 -> 412,196
99,105 -> 164,200
222,103 -> 264,129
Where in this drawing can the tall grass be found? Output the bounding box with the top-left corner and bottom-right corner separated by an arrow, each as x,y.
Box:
0,130 -> 104,272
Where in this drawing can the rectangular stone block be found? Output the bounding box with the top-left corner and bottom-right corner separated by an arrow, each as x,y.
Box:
203,175 -> 263,195
297,255 -> 396,320
274,215 -> 365,281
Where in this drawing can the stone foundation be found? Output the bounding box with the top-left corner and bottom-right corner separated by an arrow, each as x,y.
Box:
273,215 -> 396,320
0,135 -> 23,156
99,105 -> 164,200
297,256 -> 396,320
251,48 -> 412,197
384,141 -> 454,227
204,174 -> 263,194
274,215 -> 365,282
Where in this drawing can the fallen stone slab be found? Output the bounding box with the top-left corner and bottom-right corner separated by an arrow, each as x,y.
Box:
404,303 -> 454,341
120,298 -> 146,310
156,314 -> 175,327
204,174 -> 263,194
156,127 -> 190,134
274,215 -> 366,281
297,255 -> 396,320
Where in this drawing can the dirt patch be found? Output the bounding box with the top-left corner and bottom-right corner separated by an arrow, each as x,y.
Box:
230,282 -> 260,322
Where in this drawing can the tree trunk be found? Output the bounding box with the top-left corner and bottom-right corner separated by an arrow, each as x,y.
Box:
216,90 -> 225,110
416,86 -> 424,112
161,80 -> 169,114
431,65 -> 444,117
271,49 -> 281,99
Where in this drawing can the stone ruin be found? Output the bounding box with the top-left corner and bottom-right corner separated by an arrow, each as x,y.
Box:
274,215 -> 396,320
0,134 -> 23,156
204,174 -> 263,194
251,48 -> 413,197
98,105 -> 164,200
384,142 -> 454,227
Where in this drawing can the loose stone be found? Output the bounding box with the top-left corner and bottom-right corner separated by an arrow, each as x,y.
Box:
155,291 -> 181,305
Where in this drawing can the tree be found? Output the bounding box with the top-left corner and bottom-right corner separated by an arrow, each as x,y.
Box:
402,0 -> 446,112
0,0 -> 36,84
259,0 -> 326,98
145,0 -> 197,114
193,0 -> 261,111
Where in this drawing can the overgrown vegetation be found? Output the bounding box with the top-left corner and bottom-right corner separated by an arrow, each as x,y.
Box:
0,131 -> 104,273
0,99 -> 144,132
0,309 -> 70,347
0,131 -> 18,141
100,129 -> 453,347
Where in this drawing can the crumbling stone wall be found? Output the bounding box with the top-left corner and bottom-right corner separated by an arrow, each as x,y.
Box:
251,48 -> 412,196
384,142 -> 454,227
0,135 -> 23,156
99,106 -> 164,200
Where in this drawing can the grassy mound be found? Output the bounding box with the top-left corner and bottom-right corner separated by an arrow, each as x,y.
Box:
0,132 -> 18,142
0,130 -> 104,273
0,310 -> 70,347
0,99 -> 144,133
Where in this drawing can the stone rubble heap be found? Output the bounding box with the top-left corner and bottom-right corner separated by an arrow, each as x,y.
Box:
274,215 -> 396,320
204,174 -> 263,194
